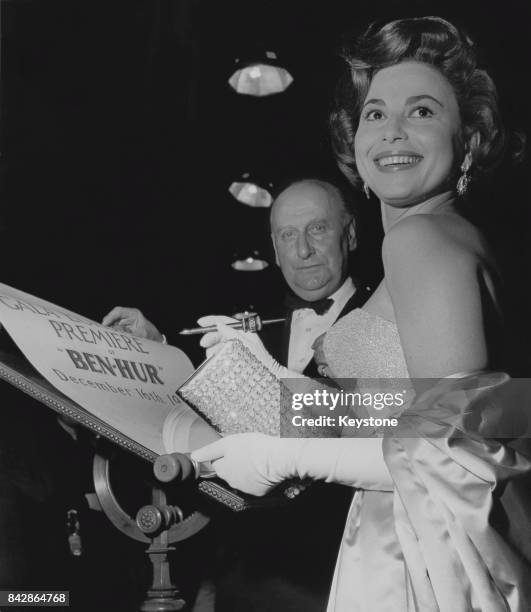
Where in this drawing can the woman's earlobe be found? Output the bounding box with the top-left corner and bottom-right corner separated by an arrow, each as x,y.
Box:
457,152 -> 473,197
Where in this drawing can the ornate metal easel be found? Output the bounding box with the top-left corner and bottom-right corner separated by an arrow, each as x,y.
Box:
92,443 -> 209,612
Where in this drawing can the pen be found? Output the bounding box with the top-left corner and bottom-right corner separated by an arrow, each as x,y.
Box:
179,317 -> 285,335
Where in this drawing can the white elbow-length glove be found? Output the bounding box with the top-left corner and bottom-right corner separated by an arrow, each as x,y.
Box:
191,433 -> 393,496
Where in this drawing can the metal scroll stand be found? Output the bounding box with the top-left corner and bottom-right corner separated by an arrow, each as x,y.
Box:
92,442 -> 208,612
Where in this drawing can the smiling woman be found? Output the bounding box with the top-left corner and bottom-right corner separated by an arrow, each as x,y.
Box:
354,61 -> 462,206
331,16 -> 505,193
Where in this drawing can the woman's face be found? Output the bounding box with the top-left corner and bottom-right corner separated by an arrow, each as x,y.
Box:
354,61 -> 462,207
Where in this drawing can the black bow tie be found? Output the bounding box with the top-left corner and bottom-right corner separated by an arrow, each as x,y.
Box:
285,294 -> 334,315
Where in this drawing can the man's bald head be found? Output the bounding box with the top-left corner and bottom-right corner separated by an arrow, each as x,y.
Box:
271,179 -> 353,228
270,179 -> 357,301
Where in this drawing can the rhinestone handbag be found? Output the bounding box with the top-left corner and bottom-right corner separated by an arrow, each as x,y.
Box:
177,339 -> 334,438
178,339 -> 282,435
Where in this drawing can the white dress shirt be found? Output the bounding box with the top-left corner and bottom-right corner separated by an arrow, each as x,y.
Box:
287,278 -> 356,373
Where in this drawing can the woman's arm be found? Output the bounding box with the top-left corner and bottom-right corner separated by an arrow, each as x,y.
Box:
190,434 -> 393,496
383,215 -> 488,378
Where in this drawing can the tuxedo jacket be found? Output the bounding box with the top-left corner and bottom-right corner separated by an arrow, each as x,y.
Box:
262,280 -> 372,376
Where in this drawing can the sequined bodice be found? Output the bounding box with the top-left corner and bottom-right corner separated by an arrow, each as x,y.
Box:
323,308 -> 409,379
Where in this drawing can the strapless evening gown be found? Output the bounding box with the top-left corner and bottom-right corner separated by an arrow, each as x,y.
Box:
321,309 -> 531,612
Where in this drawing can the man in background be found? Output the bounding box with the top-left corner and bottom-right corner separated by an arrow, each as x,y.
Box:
263,177 -> 369,375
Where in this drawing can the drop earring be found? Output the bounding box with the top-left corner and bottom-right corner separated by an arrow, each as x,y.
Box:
363,182 -> 370,200
457,153 -> 472,197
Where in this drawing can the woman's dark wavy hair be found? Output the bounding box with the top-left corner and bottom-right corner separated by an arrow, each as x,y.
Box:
330,16 -> 506,188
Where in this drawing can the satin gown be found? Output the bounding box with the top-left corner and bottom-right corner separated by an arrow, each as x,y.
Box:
321,308 -> 531,612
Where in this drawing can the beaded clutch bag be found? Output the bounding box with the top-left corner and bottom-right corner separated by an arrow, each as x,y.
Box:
177,339 -> 335,439
177,339 -> 282,436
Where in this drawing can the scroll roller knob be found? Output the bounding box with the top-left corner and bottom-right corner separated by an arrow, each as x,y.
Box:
136,504 -> 184,534
154,452 -> 196,483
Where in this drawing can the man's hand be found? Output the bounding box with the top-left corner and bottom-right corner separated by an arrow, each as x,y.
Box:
102,306 -> 164,342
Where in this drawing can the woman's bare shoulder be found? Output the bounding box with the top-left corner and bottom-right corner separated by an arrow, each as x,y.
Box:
382,213 -> 487,271
382,214 -> 495,376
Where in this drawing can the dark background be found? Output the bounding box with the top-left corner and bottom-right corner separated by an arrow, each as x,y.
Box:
0,2 -> 530,609
2,0 -> 530,369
